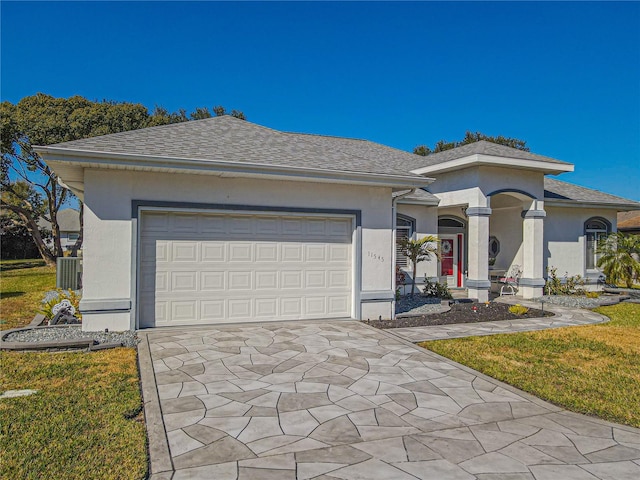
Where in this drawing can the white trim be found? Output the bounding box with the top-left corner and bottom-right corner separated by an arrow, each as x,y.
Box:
37,148 -> 434,189
411,154 -> 574,176
545,199 -> 640,210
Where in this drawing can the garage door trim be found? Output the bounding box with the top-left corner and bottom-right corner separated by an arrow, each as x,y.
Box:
132,200 -> 362,329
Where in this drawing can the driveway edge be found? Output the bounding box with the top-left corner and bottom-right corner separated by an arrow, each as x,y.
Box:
369,321 -> 640,435
137,331 -> 174,479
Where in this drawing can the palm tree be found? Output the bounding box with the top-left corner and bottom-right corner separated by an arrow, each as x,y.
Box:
398,235 -> 439,295
597,233 -> 640,288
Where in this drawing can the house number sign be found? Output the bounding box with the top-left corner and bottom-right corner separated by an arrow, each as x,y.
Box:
367,251 -> 384,262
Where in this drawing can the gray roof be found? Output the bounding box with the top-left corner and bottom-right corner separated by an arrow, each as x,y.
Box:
396,188 -> 440,204
415,140 -> 571,168
37,208 -> 80,232
544,178 -> 640,209
46,116 -> 426,179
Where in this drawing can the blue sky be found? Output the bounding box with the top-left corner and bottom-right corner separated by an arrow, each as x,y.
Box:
2,1 -> 639,200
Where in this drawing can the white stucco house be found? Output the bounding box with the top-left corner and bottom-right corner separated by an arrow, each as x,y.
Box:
35,116 -> 640,331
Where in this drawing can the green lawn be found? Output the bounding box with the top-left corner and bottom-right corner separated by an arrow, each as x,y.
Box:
0,349 -> 147,480
421,302 -> 640,428
0,259 -> 55,330
0,260 -> 148,479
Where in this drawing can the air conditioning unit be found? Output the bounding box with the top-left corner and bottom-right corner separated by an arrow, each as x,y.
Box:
56,257 -> 82,290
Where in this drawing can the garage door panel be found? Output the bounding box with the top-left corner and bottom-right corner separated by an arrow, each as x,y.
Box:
281,271 -> 303,289
201,271 -> 225,290
228,271 -> 252,290
282,244 -> 303,262
306,271 -> 326,288
172,301 -> 197,321
256,217 -> 279,234
328,270 -> 349,288
171,271 -> 198,291
255,243 -> 278,262
201,300 -> 224,321
201,243 -> 225,262
255,271 -> 278,289
140,212 -> 352,327
172,214 -> 199,233
228,299 -> 252,318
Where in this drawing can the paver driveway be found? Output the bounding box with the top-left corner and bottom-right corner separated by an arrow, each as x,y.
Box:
139,321 -> 640,480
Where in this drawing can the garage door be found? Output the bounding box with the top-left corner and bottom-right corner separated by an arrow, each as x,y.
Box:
139,211 -> 353,327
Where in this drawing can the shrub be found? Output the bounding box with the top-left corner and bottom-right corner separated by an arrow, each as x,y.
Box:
423,278 -> 453,299
41,289 -> 82,321
544,267 -> 586,296
509,304 -> 529,315
586,291 -> 600,299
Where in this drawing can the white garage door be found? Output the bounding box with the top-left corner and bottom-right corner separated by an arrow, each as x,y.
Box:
139,211 -> 353,327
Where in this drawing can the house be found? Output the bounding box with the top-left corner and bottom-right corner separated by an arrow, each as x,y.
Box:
37,208 -> 81,253
35,117 -> 640,331
618,211 -> 640,235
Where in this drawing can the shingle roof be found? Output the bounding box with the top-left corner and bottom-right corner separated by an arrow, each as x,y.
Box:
415,140 -> 571,167
396,188 -> 440,204
618,211 -> 640,230
46,116 -> 426,179
544,178 -> 640,208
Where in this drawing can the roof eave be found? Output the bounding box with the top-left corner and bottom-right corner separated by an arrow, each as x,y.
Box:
411,154 -> 574,176
544,199 -> 640,211
396,198 -> 440,206
35,145 -> 435,189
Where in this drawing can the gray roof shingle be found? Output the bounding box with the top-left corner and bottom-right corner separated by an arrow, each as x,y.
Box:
544,178 -> 640,208
46,116 -> 426,179
415,140 -> 571,167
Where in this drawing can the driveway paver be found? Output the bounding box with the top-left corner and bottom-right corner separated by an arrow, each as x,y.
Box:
139,321 -> 640,479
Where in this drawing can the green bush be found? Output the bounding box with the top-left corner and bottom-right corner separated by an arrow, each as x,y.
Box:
423,278 -> 453,299
41,289 -> 82,321
544,267 -> 585,296
586,291 -> 600,299
508,304 -> 529,315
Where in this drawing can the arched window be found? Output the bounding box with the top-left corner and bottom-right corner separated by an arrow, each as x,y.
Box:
438,217 -> 465,228
396,214 -> 416,268
585,218 -> 610,270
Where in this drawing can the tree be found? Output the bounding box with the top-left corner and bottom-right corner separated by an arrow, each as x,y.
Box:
597,233 -> 640,288
398,235 -> 439,295
414,131 -> 529,156
1,93 -> 245,265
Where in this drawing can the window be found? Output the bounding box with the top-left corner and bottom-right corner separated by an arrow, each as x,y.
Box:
438,217 -> 465,228
67,233 -> 80,241
396,215 -> 415,267
585,218 -> 609,270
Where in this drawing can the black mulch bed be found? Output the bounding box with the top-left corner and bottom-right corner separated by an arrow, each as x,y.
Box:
368,301 -> 554,329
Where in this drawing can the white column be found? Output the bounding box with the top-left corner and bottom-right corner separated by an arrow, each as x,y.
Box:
466,206 -> 492,302
520,200 -> 546,299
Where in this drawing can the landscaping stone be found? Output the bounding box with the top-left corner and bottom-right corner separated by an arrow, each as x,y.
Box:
2,325 -> 138,349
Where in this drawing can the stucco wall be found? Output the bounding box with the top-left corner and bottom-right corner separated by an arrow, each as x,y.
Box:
489,206 -> 524,272
396,204 -> 438,283
429,166 -> 544,208
81,168 -> 396,330
544,206 -> 617,280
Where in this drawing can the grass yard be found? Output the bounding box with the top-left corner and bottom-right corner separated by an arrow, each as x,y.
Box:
1,259 -> 56,330
0,349 -> 147,480
0,259 -> 148,479
421,302 -> 640,428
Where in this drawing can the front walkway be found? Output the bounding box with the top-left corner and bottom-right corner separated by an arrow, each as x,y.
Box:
391,298 -> 608,343
139,319 -> 640,480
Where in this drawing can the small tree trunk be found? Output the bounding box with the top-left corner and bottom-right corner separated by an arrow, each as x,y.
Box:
411,261 -> 417,295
